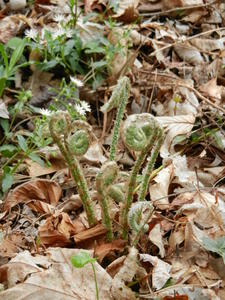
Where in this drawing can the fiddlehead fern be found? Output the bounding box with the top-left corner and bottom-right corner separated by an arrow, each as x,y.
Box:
49,112 -> 97,227
120,113 -> 164,239
128,201 -> 153,246
96,161 -> 119,241
101,76 -> 130,161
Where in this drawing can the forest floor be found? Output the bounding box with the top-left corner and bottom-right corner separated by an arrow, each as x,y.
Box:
0,0 -> 225,299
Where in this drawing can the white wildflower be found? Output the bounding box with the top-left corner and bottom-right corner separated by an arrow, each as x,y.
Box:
25,28 -> 38,40
75,104 -> 86,116
52,27 -> 66,39
70,76 -> 83,87
53,14 -> 65,23
39,108 -> 53,117
65,29 -> 73,38
80,101 -> 91,112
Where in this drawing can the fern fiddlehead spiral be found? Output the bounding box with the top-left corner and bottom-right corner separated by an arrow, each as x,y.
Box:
128,201 -> 153,246
101,76 -> 131,161
49,112 -> 97,227
120,113 -> 164,239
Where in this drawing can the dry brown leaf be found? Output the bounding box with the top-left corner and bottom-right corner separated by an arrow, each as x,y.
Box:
83,141 -> 107,163
0,248 -> 113,299
38,212 -> 78,247
140,253 -> 172,290
25,158 -> 66,177
174,44 -> 204,65
94,239 -> 126,263
190,37 -> 225,52
199,78 -> 223,101
0,16 -> 22,43
3,179 -> 62,214
149,223 -> 165,258
0,101 -> 9,119
150,164 -> 174,210
111,247 -> 138,300
73,224 -> 107,244
162,0 -> 203,10
113,0 -> 139,22
156,115 -> 195,158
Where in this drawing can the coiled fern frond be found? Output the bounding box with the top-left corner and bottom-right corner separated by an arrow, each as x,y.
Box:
49,112 -> 97,227
120,113 -> 164,239
128,201 -> 153,246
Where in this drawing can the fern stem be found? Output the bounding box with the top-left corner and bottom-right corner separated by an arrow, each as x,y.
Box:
49,113 -> 97,227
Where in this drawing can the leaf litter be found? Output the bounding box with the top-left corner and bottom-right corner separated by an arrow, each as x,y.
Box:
0,0 -> 225,299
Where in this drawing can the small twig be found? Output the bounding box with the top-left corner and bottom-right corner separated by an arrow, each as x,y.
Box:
149,27 -> 225,57
139,0 -> 218,16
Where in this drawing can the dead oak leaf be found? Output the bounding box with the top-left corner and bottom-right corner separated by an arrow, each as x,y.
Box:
0,248 -> 113,299
38,212 -> 78,247
199,78 -> 223,101
94,239 -> 126,263
3,179 -> 62,214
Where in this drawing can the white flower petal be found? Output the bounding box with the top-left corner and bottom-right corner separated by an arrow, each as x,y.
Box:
70,76 -> 84,87
25,28 -> 38,40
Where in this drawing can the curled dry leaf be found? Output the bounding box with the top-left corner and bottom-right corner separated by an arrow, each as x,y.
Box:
0,16 -> 22,43
94,239 -> 126,263
0,248 -> 113,300
149,223 -> 165,258
162,0 -> 203,10
156,115 -> 195,158
111,247 -> 138,300
25,157 -> 66,177
199,78 -> 223,101
113,0 -> 139,22
140,253 -> 172,290
150,164 -> 174,210
38,212 -> 79,247
0,101 -> 9,119
174,44 -> 204,65
83,141 -> 107,163
3,179 -> 62,214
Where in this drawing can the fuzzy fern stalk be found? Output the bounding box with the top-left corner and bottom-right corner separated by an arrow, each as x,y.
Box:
49,112 -> 97,227
120,113 -> 164,239
100,76 -> 131,161
96,161 -> 119,241
128,201 -> 153,246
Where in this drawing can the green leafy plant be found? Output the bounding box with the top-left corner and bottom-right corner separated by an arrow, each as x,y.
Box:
0,90 -> 47,192
202,236 -> 225,264
71,251 -> 99,300
0,38 -> 28,96
49,112 -> 97,226
120,113 -> 164,239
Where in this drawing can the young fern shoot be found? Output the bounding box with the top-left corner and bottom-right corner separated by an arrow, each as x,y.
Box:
100,76 -> 130,161
120,113 -> 164,239
49,112 -> 97,227
96,161 -> 119,241
128,201 -> 153,246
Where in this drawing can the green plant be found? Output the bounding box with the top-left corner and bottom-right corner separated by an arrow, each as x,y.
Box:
49,112 -> 97,226
0,90 -> 48,192
0,38 -> 28,96
96,161 -> 119,241
101,76 -> 131,161
128,201 -> 153,246
120,113 -> 164,239
71,251 -> 99,300
202,236 -> 225,264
